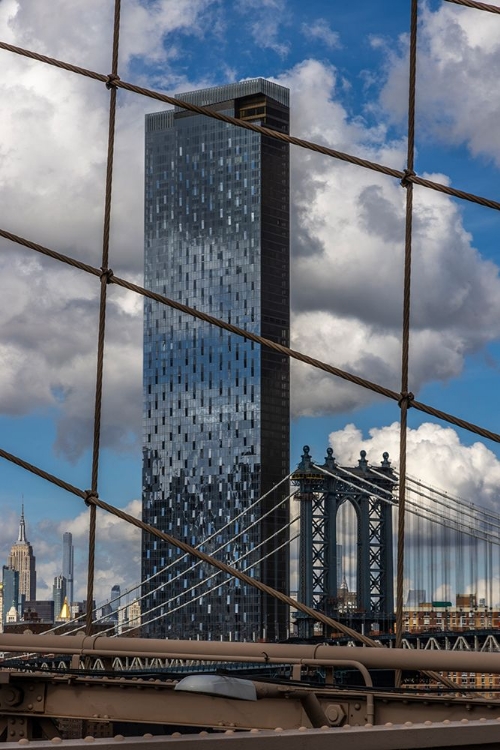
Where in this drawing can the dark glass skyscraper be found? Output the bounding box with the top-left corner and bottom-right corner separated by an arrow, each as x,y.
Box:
142,79 -> 290,641
62,532 -> 74,605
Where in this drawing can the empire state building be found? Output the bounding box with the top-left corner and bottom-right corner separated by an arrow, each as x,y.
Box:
8,507 -> 36,602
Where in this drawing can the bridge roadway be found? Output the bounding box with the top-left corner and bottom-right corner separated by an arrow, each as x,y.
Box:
1,633 -> 500,746
13,721 -> 500,750
298,629 -> 500,652
6,628 -> 500,676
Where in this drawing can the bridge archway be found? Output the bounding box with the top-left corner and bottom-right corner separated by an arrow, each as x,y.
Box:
292,446 -> 395,639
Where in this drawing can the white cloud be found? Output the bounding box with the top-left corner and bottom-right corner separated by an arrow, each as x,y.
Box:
2,4 -> 500,456
275,59 -> 500,417
0,0 -> 217,460
0,254 -> 142,460
236,0 -> 290,57
328,421 -> 500,511
301,19 -> 340,49
378,2 -> 500,165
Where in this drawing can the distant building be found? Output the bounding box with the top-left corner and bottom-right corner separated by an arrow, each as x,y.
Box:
110,585 -> 121,616
404,595 -> 496,633
456,593 -> 477,608
53,575 -> 67,620
8,506 -> 36,603
337,577 -> 357,613
6,604 -> 19,623
2,566 -> 19,623
62,532 -> 74,604
23,601 -> 54,623
406,589 -> 427,607
56,597 -> 71,622
127,599 -> 141,629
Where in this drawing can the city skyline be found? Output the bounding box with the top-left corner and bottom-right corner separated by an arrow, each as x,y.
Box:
2,0 -> 500,603
0,507 -> 137,627
142,79 -> 290,640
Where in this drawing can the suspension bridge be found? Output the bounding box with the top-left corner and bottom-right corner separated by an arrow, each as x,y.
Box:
8,444 -> 500,657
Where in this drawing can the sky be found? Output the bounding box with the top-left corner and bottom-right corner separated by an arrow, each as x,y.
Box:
1,0 -> 500,604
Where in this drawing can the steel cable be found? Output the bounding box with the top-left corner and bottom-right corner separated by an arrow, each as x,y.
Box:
1,41 -> 500,211
3,227 -> 500,445
0,0 -> 498,695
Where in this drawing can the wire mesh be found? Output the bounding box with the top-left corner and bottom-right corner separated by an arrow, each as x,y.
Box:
0,0 -> 499,652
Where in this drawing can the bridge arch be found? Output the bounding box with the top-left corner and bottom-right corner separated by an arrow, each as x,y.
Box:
292,446 -> 395,639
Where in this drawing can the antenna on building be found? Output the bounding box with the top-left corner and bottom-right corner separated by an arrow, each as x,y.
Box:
18,503 -> 26,543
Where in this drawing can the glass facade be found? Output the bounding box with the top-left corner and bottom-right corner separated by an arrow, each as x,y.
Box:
142,79 -> 290,641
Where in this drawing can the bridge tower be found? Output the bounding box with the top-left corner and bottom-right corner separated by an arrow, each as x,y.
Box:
292,446 -> 396,639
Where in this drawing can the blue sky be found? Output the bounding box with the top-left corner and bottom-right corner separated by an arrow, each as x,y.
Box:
1,0 -> 500,601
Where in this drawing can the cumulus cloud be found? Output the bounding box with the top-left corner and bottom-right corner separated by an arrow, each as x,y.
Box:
276,59 -> 500,417
378,1 -> 500,164
0,253 -> 142,460
0,0 -> 218,460
328,421 -> 500,511
2,2 -> 500,458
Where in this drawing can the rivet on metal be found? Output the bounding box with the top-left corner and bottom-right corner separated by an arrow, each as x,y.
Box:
113,736 -> 125,742
51,738 -> 62,744
404,721 -> 413,726
274,727 -> 283,732
298,726 -> 307,731
250,729 -> 259,733
84,737 -> 95,743
424,721 -> 432,726
460,719 -> 469,724
385,723 -> 393,727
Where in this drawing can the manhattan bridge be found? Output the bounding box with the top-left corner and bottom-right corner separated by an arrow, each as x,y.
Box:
2,0 -> 500,747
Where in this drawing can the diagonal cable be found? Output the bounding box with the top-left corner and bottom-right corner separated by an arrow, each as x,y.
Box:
3,228 -> 500,445
1,40 -> 500,211
85,0 -> 121,637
